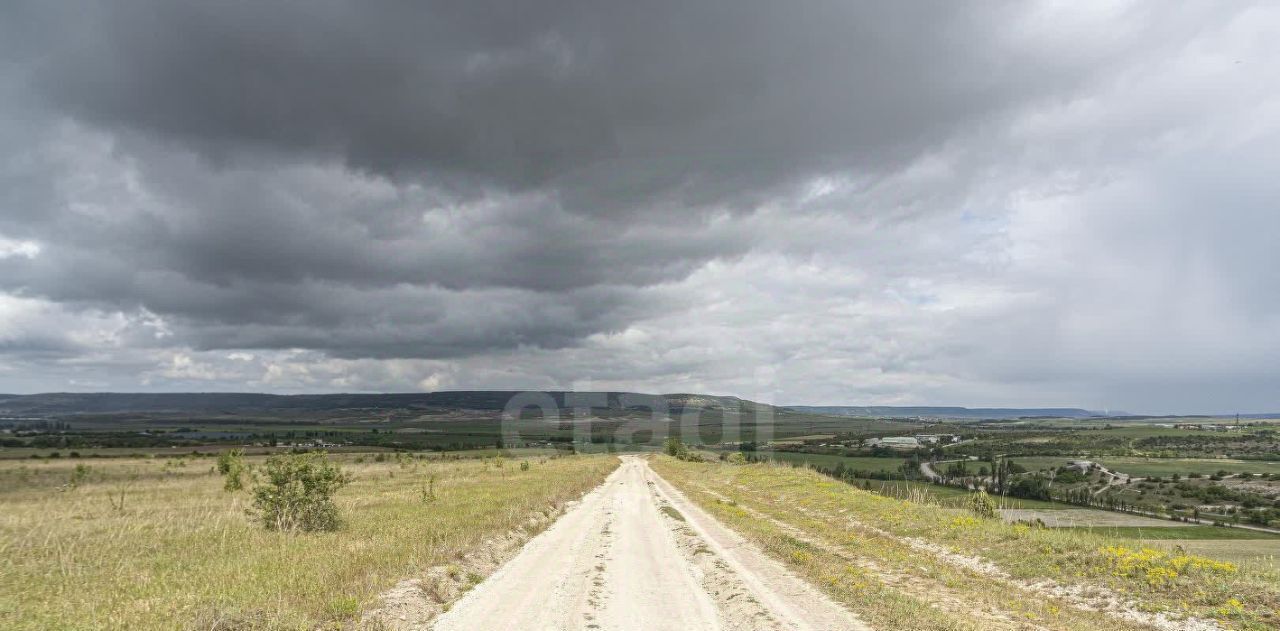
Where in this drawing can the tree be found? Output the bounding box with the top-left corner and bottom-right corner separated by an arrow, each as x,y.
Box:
250,452 -> 352,532
1007,476 -> 1051,501
992,458 -> 1013,495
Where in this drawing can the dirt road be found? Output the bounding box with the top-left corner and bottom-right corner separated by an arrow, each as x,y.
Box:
432,456 -> 867,631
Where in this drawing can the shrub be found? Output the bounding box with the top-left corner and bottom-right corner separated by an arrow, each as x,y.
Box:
420,475 -> 438,503
663,437 -> 686,458
965,490 -> 998,519
250,452 -> 352,532
216,449 -> 247,491
663,438 -> 706,462
726,452 -> 747,465
1098,545 -> 1236,588
60,463 -> 93,491
326,596 -> 360,619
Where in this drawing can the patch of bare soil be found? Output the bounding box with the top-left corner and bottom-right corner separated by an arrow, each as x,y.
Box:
360,501 -> 577,629
651,489 -> 786,630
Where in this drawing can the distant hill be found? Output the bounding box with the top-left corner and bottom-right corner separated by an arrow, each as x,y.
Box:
2,392 -> 1170,422
0,391 -> 781,418
783,405 -> 1110,419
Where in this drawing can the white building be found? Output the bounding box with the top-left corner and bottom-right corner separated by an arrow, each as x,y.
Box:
866,436 -> 920,449
914,434 -> 959,445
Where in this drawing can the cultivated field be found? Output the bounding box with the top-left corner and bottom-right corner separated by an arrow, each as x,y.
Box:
0,452 -> 617,630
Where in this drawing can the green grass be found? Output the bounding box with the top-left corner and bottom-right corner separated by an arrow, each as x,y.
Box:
1060,526 -> 1280,540
0,452 -> 618,630
1098,457 -> 1280,477
931,459 -> 989,475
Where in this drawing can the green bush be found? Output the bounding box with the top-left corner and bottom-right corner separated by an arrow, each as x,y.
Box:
62,463 -> 92,490
664,437 -> 686,457
1007,476 -> 1051,501
1053,468 -> 1087,484
726,452 -> 747,465
216,449 -> 246,491
966,490 -> 998,519
664,438 -> 709,462
250,452 -> 352,532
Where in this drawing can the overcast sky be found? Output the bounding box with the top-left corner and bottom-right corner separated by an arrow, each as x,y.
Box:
1,1 -> 1277,413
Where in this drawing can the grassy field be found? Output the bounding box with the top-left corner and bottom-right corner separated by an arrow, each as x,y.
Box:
1164,540 -> 1280,571
0,452 -> 618,630
760,451 -> 907,473
856,478 -> 1067,509
0,446 -> 398,460
932,459 -> 988,475
1061,526 -> 1280,540
1000,508 -> 1197,528
0,445 -> 571,460
653,456 -> 1280,630
1015,456 -> 1280,477
757,452 -> 1066,508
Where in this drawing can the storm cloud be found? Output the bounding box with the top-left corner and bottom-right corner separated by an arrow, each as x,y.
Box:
0,1 -> 1278,413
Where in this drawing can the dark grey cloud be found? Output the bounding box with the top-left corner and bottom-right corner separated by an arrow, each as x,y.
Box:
15,1 -> 1059,208
0,0 -> 1062,361
0,1 -> 1277,413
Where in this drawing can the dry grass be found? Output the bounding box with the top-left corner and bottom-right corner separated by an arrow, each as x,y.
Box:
653,456 -> 1280,630
0,452 -> 617,630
